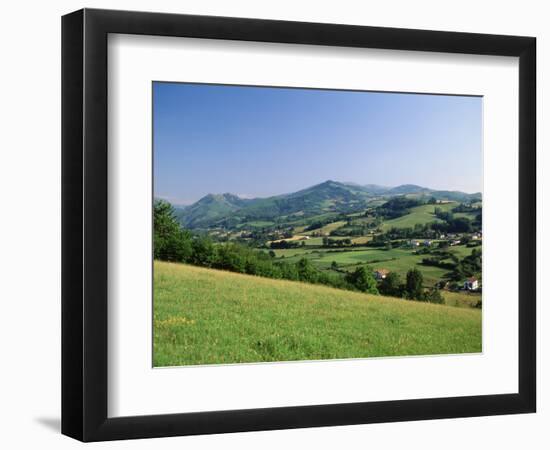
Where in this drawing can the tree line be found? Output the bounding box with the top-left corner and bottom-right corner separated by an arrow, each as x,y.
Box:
155,201 -> 376,294
375,197 -> 422,219
377,268 -> 444,303
155,200 -> 445,303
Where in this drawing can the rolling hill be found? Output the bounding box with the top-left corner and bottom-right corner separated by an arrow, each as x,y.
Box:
154,261 -> 482,366
175,193 -> 250,228
170,180 -> 481,229
380,202 -> 456,230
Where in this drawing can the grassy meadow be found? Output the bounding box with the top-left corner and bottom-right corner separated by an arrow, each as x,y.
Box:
380,203 -> 455,230
154,261 -> 482,367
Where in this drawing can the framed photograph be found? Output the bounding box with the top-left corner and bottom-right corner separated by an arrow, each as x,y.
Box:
62,8 -> 536,442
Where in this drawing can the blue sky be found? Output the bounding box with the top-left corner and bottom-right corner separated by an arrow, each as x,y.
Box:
153,82 -> 482,205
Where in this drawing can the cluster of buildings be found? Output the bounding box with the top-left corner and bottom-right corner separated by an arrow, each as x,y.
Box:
405,240 -> 432,248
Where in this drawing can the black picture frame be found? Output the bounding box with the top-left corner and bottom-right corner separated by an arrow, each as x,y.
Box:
62,8 -> 536,442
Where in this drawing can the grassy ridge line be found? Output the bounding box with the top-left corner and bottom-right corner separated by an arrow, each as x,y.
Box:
154,261 -> 482,367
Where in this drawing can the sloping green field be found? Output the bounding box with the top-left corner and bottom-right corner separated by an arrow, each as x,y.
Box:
154,261 -> 482,367
380,202 -> 456,230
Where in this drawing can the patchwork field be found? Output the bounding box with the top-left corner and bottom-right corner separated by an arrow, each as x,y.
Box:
154,261 -> 482,367
270,245 -> 472,286
302,220 -> 347,236
259,200 -> 481,288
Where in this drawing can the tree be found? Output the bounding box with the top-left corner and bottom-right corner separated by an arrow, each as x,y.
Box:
153,200 -> 192,262
296,258 -> 318,283
451,248 -> 482,281
331,261 -> 339,271
279,261 -> 299,280
215,244 -> 246,273
345,266 -> 379,294
425,287 -> 444,304
270,240 -> 299,249
191,235 -> 215,267
448,217 -> 472,233
379,272 -> 403,297
438,240 -> 450,249
405,268 -> 424,300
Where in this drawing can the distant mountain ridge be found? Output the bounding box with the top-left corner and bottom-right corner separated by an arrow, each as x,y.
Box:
386,184 -> 430,195
169,180 -> 481,229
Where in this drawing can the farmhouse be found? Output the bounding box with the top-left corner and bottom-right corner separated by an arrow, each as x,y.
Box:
464,277 -> 479,290
374,269 -> 390,280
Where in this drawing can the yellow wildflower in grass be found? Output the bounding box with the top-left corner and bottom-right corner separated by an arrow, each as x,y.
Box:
155,316 -> 196,328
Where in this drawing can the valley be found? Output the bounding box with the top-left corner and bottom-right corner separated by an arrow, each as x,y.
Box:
164,180 -> 482,308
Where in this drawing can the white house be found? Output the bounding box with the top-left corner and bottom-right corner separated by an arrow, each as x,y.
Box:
464,277 -> 479,290
374,269 -> 390,280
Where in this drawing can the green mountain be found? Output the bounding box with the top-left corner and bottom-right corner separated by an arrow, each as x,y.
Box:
239,180 -> 373,216
175,180 -> 480,229
361,184 -> 481,201
176,193 -> 250,228
425,190 -> 482,202
214,181 -> 375,228
386,184 -> 431,195
361,184 -> 390,194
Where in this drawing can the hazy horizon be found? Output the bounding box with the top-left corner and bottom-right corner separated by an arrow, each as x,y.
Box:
156,178 -> 481,207
154,83 -> 482,205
